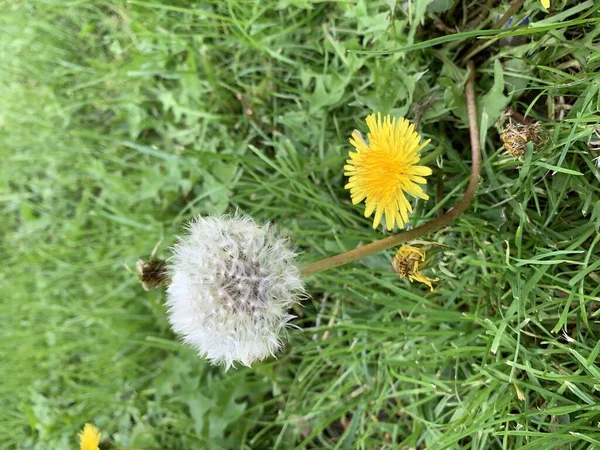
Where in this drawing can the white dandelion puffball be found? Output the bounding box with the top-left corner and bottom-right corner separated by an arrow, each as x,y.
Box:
166,214 -> 305,368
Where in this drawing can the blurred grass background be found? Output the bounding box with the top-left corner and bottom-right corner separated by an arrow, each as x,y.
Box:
2,0 -> 600,449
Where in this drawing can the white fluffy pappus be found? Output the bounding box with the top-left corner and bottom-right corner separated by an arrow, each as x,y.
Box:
166,214 -> 305,369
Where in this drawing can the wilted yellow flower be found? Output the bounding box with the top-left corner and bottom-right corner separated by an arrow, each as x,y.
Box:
392,245 -> 436,291
79,423 -> 101,450
344,113 -> 432,230
500,122 -> 545,157
541,0 -> 549,8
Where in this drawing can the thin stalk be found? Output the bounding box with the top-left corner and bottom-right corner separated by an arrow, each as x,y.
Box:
300,62 -> 481,277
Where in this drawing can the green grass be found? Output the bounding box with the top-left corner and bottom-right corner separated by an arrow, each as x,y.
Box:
2,0 -> 600,449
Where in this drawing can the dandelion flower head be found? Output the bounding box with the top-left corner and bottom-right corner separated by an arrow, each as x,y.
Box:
345,113 -> 432,230
79,423 -> 101,450
166,214 -> 305,369
541,0 -> 549,9
392,245 -> 436,291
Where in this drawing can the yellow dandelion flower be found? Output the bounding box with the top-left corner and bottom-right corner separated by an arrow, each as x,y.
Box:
541,0 -> 549,8
79,423 -> 101,450
344,113 -> 432,230
391,245 -> 436,291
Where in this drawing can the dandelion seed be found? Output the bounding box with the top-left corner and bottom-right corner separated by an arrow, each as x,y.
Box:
344,113 -> 432,230
562,329 -> 576,343
392,245 -> 436,291
79,423 -> 101,450
515,384 -> 526,401
166,214 -> 305,369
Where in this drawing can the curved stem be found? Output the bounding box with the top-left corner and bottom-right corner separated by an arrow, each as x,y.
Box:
300,62 -> 481,277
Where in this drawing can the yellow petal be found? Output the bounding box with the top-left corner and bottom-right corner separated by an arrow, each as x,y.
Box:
399,192 -> 412,215
397,199 -> 410,223
349,134 -> 370,153
385,205 -> 397,230
351,192 -> 366,204
365,114 -> 378,134
351,130 -> 367,145
372,207 -> 383,229
409,175 -> 428,184
364,201 -> 376,218
541,0 -> 549,8
394,210 -> 405,229
402,182 -> 429,200
407,165 -> 433,176
417,138 -> 431,152
411,273 -> 435,291
80,423 -> 101,450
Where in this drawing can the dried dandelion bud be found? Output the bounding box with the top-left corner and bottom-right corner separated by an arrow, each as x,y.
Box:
392,245 -> 436,291
500,122 -> 546,157
166,214 -> 305,369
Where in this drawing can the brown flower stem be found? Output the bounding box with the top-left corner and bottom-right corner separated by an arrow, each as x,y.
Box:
300,62 -> 481,277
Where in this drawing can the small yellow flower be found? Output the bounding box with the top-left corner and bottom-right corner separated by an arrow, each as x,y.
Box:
79,423 -> 101,450
541,0 -> 549,8
392,245 -> 436,291
344,113 -> 432,230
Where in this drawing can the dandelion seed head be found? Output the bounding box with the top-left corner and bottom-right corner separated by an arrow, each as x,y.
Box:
166,214 -> 304,369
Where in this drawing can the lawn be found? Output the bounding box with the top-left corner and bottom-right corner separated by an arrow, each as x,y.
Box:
2,1 -> 600,449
